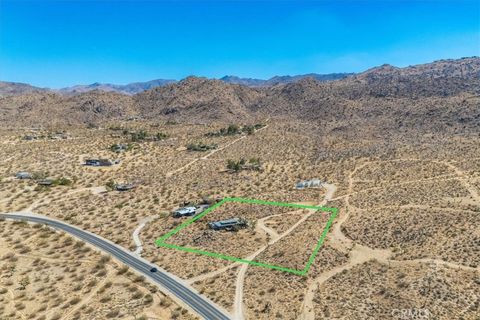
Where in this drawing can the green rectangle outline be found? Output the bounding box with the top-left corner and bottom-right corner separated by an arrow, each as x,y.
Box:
155,197 -> 338,276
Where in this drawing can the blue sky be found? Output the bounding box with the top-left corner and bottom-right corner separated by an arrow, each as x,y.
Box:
0,0 -> 479,88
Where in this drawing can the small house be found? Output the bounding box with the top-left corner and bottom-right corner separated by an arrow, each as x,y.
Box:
85,159 -> 115,166
15,172 -> 32,179
37,179 -> 53,186
295,181 -> 306,189
115,183 -> 135,191
208,218 -> 247,231
111,143 -> 129,153
296,179 -> 322,189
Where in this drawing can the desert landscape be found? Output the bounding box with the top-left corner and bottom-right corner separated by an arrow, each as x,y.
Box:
0,220 -> 197,320
0,57 -> 479,319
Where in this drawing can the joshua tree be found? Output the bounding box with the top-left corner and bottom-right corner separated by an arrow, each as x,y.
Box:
227,159 -> 241,172
226,124 -> 239,135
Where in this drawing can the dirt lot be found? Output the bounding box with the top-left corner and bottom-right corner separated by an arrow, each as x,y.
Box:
0,220 -> 197,320
0,120 -> 479,319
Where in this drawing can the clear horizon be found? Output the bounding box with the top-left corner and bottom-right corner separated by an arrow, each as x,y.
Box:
0,0 -> 479,89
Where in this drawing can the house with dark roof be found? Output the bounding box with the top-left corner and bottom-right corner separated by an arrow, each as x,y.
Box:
85,159 -> 118,166
115,183 -> 135,191
15,172 -> 32,179
37,179 -> 53,186
208,218 -> 247,231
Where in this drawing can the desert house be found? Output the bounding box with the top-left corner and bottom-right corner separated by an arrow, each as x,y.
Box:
22,135 -> 38,141
296,179 -> 322,189
37,179 -> 53,186
208,218 -> 248,231
84,159 -> 118,166
15,171 -> 32,179
115,183 -> 135,191
111,143 -> 130,153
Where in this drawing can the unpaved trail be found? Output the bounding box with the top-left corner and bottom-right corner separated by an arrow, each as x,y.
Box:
25,185 -> 106,212
368,204 -> 480,214
187,261 -> 242,285
232,183 -> 336,320
187,213 -> 281,285
436,160 -> 480,202
330,173 -> 458,201
233,246 -> 268,320
1,286 -> 27,320
0,155 -> 14,163
301,243 -> 392,320
232,208 -> 318,319
328,162 -> 370,252
301,163 -> 394,320
256,215 -> 280,242
0,189 -> 25,206
300,158 -> 480,320
166,124 -> 269,178
187,207 -> 316,285
132,215 -> 158,256
16,252 -> 96,264
390,258 -> 479,272
60,266 -> 114,320
2,287 -> 27,319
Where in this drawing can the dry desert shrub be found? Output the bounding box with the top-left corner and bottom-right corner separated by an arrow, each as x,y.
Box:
313,260 -> 479,320
343,207 -> 479,267
0,220 -> 195,320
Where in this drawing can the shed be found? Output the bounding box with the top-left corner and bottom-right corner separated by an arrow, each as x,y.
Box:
115,183 -> 135,191
85,159 -> 114,166
208,218 -> 247,231
15,172 -> 32,179
37,179 -> 53,186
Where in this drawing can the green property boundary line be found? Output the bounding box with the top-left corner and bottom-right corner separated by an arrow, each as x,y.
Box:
155,197 -> 338,276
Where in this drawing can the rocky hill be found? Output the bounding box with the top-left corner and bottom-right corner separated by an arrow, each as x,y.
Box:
0,90 -> 136,127
337,57 -> 480,98
255,57 -> 480,136
0,81 -> 49,97
134,76 -> 264,122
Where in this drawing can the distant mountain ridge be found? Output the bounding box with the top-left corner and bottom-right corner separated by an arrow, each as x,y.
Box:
0,72 -> 354,97
1,57 -> 478,132
220,73 -> 353,86
3,57 -> 478,98
57,79 -> 177,95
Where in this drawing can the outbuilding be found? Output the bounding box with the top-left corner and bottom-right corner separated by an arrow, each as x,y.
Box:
115,183 -> 135,191
15,172 -> 32,179
296,179 -> 322,189
85,159 -> 115,166
208,218 -> 247,231
37,179 -> 53,186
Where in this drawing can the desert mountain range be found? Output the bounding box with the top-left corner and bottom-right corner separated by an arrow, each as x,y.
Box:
0,57 -> 478,132
0,72 -> 352,97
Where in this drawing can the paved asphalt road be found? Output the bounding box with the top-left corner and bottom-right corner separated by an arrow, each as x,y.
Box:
0,213 -> 231,320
